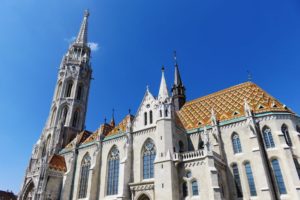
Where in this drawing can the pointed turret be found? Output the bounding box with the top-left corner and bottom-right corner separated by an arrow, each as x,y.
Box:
171,51 -> 186,111
110,109 -> 116,127
158,66 -> 169,101
75,10 -> 89,45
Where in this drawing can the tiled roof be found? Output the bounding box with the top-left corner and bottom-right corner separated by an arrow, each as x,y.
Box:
48,154 -> 67,172
65,130 -> 93,149
105,114 -> 134,137
177,82 -> 292,130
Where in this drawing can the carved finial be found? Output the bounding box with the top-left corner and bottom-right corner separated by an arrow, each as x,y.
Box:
146,85 -> 149,92
174,50 -> 178,65
161,65 -> 165,71
84,9 -> 90,18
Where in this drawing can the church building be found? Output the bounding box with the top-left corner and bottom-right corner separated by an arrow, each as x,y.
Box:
19,11 -> 300,200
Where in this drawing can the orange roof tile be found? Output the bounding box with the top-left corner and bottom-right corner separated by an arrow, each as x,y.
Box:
48,154 -> 67,172
105,114 -> 134,137
177,82 -> 292,130
65,130 -> 93,149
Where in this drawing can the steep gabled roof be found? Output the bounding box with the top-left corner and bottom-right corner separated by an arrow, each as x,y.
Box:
106,114 -> 134,137
48,154 -> 67,172
177,82 -> 292,130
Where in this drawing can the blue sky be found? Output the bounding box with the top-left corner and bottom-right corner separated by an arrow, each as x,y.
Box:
1,0 -> 300,193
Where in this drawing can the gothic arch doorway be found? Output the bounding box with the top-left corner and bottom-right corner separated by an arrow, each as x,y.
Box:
138,194 -> 150,200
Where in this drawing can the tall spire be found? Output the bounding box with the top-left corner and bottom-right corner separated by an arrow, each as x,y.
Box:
75,10 -> 89,45
110,109 -> 115,127
171,51 -> 186,111
158,66 -> 169,101
174,51 -> 182,86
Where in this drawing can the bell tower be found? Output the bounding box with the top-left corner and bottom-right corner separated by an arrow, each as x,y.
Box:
19,10 -> 92,200
46,9 -> 92,152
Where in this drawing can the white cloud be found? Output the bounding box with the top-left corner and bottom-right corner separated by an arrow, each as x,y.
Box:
88,42 -> 99,51
64,36 -> 76,44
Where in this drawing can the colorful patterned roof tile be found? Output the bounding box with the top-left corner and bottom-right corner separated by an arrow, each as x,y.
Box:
177,82 -> 292,130
105,114 -> 134,137
48,154 -> 67,172
65,130 -> 93,149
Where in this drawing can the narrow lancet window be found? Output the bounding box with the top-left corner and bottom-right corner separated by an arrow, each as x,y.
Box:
78,154 -> 91,199
232,133 -> 242,154
192,180 -> 199,196
107,147 -> 120,196
65,81 -> 73,97
143,140 -> 156,179
262,126 -> 275,148
232,163 -> 243,197
144,112 -> 147,126
149,110 -> 153,124
244,162 -> 257,196
271,159 -> 287,194
281,124 -> 292,146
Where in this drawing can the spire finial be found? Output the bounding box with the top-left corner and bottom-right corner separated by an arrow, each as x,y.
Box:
104,116 -> 107,124
161,65 -> 165,71
75,10 -> 89,45
174,50 -> 178,66
110,109 -> 115,127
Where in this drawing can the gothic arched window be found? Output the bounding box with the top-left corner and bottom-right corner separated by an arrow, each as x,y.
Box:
143,140 -> 156,179
144,112 -> 147,126
60,106 -> 68,125
192,180 -> 199,196
50,107 -> 57,127
232,163 -> 243,197
72,110 -> 80,128
149,110 -> 153,124
262,126 -> 275,148
232,133 -> 242,154
244,162 -> 257,196
76,85 -> 83,100
56,81 -> 62,99
78,154 -> 91,199
281,124 -> 292,146
271,159 -> 287,194
65,81 -> 73,97
107,147 -> 120,196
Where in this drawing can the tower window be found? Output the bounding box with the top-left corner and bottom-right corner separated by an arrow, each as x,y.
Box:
232,132 -> 242,154
61,106 -> 68,125
232,163 -> 243,197
65,81 -> 73,97
78,154 -> 91,199
50,107 -> 57,127
149,110 -> 153,124
77,85 -> 83,100
262,126 -> 275,148
144,112 -> 147,126
281,124 -> 292,146
56,82 -> 62,99
271,159 -> 287,194
165,109 -> 168,117
107,147 -> 120,196
160,110 -> 162,117
244,162 -> 257,196
72,110 -> 80,128
296,125 -> 300,133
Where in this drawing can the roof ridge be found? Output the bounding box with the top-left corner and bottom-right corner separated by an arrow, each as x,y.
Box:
184,81 -> 253,106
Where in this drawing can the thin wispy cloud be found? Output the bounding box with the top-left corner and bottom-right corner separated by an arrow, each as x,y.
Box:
88,42 -> 99,51
64,36 -> 99,51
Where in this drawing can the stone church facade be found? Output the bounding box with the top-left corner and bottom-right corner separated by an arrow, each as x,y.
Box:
19,11 -> 300,200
